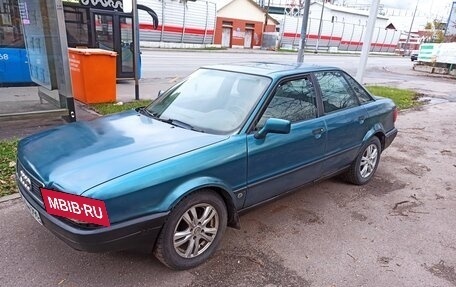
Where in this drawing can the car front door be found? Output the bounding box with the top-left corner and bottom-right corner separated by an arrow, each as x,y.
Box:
244,75 -> 327,207
314,70 -> 370,176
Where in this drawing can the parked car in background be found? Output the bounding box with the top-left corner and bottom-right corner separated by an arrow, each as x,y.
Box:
16,63 -> 398,270
410,50 -> 419,61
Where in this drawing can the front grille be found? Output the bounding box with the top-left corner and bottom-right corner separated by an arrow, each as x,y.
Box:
60,217 -> 103,230
17,161 -> 44,206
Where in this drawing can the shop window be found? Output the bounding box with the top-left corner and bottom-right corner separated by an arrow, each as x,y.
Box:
222,21 -> 233,27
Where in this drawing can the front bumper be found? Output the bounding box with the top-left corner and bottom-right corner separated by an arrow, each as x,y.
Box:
384,128 -> 398,150
18,185 -> 168,253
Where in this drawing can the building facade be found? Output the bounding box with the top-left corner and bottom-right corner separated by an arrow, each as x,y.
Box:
272,1 -> 401,52
214,0 -> 278,49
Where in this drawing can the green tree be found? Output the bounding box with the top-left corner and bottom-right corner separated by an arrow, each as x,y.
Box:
435,30 -> 444,43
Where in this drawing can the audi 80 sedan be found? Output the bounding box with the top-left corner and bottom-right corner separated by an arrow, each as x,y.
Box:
17,63 -> 397,270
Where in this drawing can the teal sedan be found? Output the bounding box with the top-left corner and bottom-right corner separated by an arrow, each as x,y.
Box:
16,63 -> 397,270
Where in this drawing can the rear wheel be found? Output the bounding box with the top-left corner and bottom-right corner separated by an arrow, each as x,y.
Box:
154,190 -> 227,270
344,137 -> 381,185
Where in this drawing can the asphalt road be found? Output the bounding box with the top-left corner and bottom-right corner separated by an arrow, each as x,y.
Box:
139,50 -> 456,102
139,50 -> 403,78
1,50 -> 456,287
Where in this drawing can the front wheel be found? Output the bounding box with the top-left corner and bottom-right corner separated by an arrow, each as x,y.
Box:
344,137 -> 381,185
154,190 -> 227,270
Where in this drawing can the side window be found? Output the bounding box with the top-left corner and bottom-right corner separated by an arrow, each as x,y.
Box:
256,76 -> 317,128
315,71 -> 359,113
343,73 -> 374,104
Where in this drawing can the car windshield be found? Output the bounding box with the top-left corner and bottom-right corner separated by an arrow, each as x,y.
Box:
146,68 -> 271,134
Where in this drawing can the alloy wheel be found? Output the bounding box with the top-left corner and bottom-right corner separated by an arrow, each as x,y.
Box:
173,203 -> 219,258
359,144 -> 378,178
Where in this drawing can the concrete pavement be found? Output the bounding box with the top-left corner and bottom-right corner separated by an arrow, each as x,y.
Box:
1,102 -> 456,286
2,49 -> 456,286
0,78 -> 173,140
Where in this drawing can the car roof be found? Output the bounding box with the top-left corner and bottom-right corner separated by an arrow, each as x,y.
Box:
201,62 -> 341,78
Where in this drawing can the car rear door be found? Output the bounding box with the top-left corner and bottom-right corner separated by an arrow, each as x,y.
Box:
244,75 -> 327,207
313,70 -> 370,176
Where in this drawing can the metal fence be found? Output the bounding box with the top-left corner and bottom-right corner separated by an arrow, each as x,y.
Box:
279,16 -> 401,53
138,0 -> 217,45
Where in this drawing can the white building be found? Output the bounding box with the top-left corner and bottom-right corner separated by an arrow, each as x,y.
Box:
268,1 -> 400,52
137,0 -> 217,47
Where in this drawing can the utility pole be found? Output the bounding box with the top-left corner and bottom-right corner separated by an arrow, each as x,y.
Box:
132,0 -> 140,100
263,0 -> 271,33
404,0 -> 419,56
297,0 -> 311,62
355,0 -> 380,83
315,0 -> 326,53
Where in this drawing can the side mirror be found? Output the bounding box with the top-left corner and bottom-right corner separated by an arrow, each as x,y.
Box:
254,118 -> 291,139
157,90 -> 165,98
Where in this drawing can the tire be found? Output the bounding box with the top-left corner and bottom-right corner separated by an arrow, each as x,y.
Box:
154,190 -> 227,270
344,137 -> 381,185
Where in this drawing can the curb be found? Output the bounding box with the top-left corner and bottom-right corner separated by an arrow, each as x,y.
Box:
139,47 -> 400,57
76,102 -> 102,117
0,193 -> 21,203
382,66 -> 456,80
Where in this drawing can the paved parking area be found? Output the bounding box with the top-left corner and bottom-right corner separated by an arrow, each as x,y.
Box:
1,52 -> 456,286
1,102 -> 456,287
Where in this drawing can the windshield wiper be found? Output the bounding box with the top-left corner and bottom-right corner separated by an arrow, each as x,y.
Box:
138,107 -> 154,117
139,108 -> 204,132
161,118 -> 205,133
139,107 -> 163,120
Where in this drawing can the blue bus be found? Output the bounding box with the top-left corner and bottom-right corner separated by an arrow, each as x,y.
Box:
1,0 -> 159,85
0,0 -> 33,86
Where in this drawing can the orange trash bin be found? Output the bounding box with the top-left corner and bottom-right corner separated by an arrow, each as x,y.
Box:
68,48 -> 117,104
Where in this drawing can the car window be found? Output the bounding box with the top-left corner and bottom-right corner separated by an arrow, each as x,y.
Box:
315,71 -> 359,113
343,73 -> 374,104
256,76 -> 317,128
146,69 -> 271,135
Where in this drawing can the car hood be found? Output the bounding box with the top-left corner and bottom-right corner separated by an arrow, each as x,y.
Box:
18,110 -> 227,194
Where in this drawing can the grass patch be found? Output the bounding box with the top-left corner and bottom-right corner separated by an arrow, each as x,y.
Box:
0,139 -> 19,197
366,85 -> 421,110
190,47 -> 228,51
90,100 -> 152,115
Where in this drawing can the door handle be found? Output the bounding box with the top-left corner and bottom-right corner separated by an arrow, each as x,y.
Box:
312,127 -> 325,134
312,127 -> 325,136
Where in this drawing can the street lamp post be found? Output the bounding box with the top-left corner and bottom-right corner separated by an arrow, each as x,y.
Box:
297,0 -> 311,63
132,0 -> 140,100
355,0 -> 380,83
404,0 -> 419,56
315,0 -> 326,53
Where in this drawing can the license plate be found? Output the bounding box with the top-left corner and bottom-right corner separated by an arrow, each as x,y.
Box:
22,197 -> 43,225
